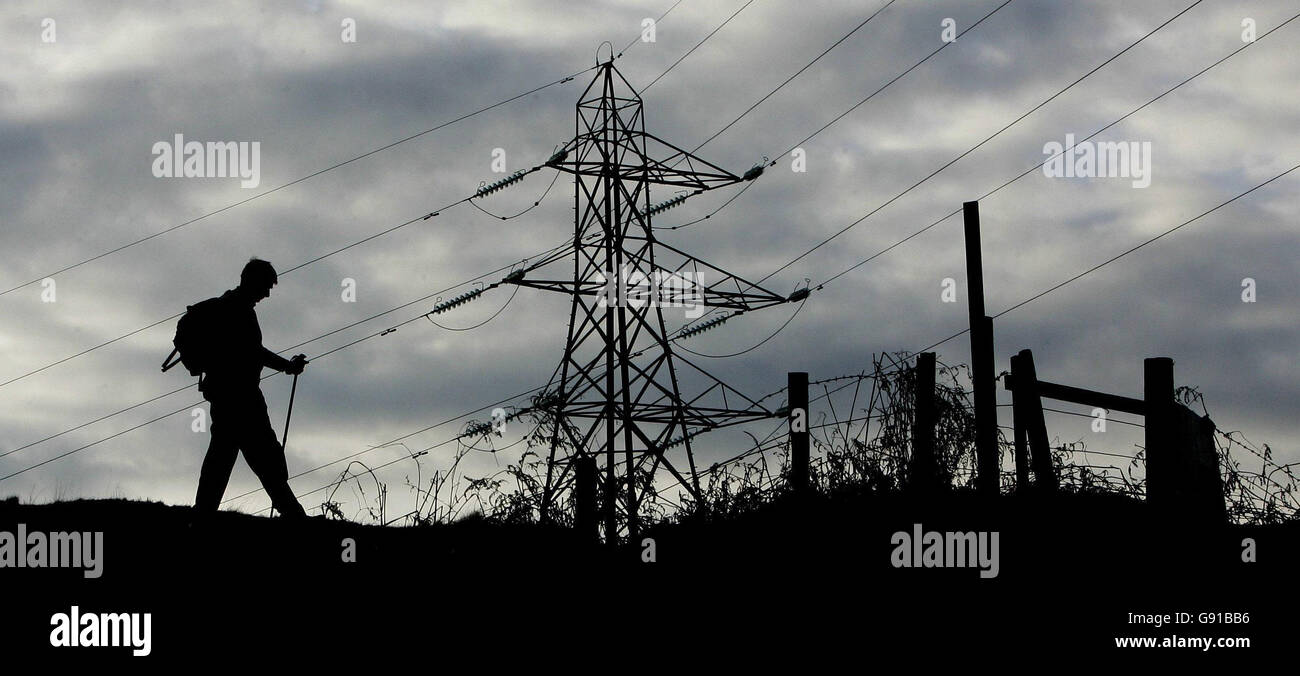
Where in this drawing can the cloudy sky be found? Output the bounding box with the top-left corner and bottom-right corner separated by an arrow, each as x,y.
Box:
1,0 -> 1296,520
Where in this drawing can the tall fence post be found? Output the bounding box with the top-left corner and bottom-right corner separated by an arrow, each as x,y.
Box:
574,455 -> 598,542
910,352 -> 938,492
1143,357 -> 1174,508
789,371 -> 809,493
963,201 -> 1000,496
1009,352 -> 1031,490
1015,349 -> 1057,490
974,314 -> 999,494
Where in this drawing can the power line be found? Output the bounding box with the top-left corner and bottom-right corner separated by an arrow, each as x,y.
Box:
0,239 -> 574,464
673,0 -> 1231,335
676,293 -> 806,358
466,169 -> 564,221
675,0 -> 1013,186
0,168 -> 554,390
3,0 -> 692,298
0,235 -> 596,485
256,136 -> 1293,516
616,0 -> 689,60
654,1 -> 905,231
0,231 -> 610,485
993,164 -> 1298,319
0,72 -> 594,299
687,0 -> 899,153
0,7 -> 702,386
0,382 -> 194,462
817,7 -> 1300,291
707,161 -> 1290,445
0,1 -> 755,390
763,0 -> 1199,284
0,314 -> 182,389
656,179 -> 757,231
426,283 -> 521,331
0,305 -> 511,486
670,0 -> 1020,328
0,0 -> 894,389
642,0 -> 759,93
899,162 -> 1298,360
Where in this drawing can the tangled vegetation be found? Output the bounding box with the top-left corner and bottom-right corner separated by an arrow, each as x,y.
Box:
319,353 -> 1298,531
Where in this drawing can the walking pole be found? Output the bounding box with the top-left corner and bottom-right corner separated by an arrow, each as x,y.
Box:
281,372 -> 299,451
274,355 -> 305,519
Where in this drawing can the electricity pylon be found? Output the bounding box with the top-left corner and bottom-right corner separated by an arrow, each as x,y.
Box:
511,60 -> 801,542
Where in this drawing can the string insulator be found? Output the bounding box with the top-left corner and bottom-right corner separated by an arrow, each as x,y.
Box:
431,287 -> 486,314
546,148 -> 569,166
475,170 -> 528,198
643,193 -> 689,217
787,288 -> 810,303
677,314 -> 730,340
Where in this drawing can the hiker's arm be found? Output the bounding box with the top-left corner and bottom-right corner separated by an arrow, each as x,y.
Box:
261,347 -> 293,372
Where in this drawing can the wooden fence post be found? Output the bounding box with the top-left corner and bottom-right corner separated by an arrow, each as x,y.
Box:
789,371 -> 809,493
1144,357 -> 1174,507
1015,349 -> 1057,490
973,315 -> 999,495
910,352 -> 938,492
1144,357 -> 1226,521
1171,405 -> 1228,522
1009,352 -> 1031,490
963,201 -> 999,496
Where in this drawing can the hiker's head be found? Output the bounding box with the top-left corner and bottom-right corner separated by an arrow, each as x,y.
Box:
238,258 -> 277,303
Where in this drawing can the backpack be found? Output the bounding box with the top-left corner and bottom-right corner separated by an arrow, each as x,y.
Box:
161,297 -> 224,377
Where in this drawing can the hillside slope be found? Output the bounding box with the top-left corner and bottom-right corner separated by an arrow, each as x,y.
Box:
1,492 -> 1292,660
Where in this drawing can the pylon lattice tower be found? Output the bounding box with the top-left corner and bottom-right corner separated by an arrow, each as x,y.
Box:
512,60 -> 799,542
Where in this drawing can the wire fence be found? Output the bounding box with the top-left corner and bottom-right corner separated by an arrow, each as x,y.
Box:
316,353 -> 1297,532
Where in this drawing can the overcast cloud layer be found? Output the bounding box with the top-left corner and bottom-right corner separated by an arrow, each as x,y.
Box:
1,0 -> 1296,518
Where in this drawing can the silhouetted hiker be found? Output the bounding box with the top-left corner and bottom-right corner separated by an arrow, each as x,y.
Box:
191,258 -> 309,520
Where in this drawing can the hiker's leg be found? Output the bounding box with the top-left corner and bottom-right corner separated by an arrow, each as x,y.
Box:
195,400 -> 238,512
240,392 -> 307,519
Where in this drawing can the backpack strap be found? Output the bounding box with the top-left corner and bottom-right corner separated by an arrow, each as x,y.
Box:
161,346 -> 182,372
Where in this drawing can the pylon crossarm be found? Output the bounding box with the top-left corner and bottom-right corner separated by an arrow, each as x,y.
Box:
647,241 -> 792,309
549,128 -> 748,190
675,358 -> 781,416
